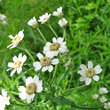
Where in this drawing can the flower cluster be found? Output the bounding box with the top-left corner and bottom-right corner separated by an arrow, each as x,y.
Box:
92,87 -> 110,109
0,13 -> 7,24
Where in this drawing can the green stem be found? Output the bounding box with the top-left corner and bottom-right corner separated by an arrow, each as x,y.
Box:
63,28 -> 66,41
22,44 -> 35,62
50,64 -> 58,85
37,28 -> 47,42
48,24 -> 58,38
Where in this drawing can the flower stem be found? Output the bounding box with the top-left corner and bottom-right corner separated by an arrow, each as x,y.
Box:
37,28 -> 47,42
22,44 -> 35,62
63,27 -> 66,41
48,24 -> 58,38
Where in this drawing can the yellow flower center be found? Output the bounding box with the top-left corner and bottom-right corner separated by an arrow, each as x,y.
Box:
40,57 -> 51,66
85,68 -> 95,78
26,83 -> 37,95
12,35 -> 21,44
49,42 -> 60,51
13,60 -> 21,69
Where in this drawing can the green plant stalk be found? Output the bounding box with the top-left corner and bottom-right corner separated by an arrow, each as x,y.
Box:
63,27 -> 66,41
22,44 -> 35,62
48,24 -> 58,38
37,27 -> 47,42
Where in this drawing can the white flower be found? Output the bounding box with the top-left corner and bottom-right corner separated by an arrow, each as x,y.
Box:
43,37 -> 67,57
7,53 -> 27,76
92,94 -> 99,99
0,14 -> 6,21
18,75 -> 43,103
99,96 -> 107,103
33,53 -> 59,72
38,13 -> 51,24
28,17 -> 38,28
64,58 -> 72,67
0,89 -> 10,110
53,7 -> 63,17
78,61 -> 102,85
7,30 -> 24,49
58,18 -> 68,27
99,87 -> 108,94
104,102 -> 110,109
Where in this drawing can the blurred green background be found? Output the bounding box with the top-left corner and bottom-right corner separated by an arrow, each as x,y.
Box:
0,0 -> 110,110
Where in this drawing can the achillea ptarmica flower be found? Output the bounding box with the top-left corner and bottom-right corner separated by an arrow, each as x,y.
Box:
99,87 -> 108,94
92,94 -> 99,99
28,17 -> 38,28
58,18 -> 68,27
33,53 -> 59,72
7,53 -> 27,76
104,102 -> 110,109
0,13 -> 7,25
38,13 -> 51,24
78,61 -> 102,85
0,89 -> 10,110
7,30 -> 24,49
99,96 -> 107,103
53,7 -> 63,17
43,37 -> 67,57
18,75 -> 43,103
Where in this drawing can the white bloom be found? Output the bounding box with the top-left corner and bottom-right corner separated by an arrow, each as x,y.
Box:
99,87 -> 108,94
104,102 -> 110,109
0,89 -> 10,110
18,75 -> 43,103
0,14 -> 7,25
43,37 -> 67,57
92,94 -> 98,99
99,96 -> 107,103
33,53 -> 59,72
7,53 -> 27,76
78,61 -> 102,85
64,58 -> 72,67
28,17 -> 38,28
7,30 -> 24,49
58,18 -> 68,27
53,7 -> 63,17
38,13 -> 51,24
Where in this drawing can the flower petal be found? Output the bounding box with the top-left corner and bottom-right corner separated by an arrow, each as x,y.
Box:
93,75 -> 99,81
37,53 -> 43,60
80,64 -> 87,71
33,62 -> 42,71
17,67 -> 22,74
42,66 -> 48,72
48,65 -> 53,72
88,61 -> 93,68
85,77 -> 92,85
8,62 -> 13,68
51,59 -> 59,65
10,69 -> 16,76
80,76 -> 86,81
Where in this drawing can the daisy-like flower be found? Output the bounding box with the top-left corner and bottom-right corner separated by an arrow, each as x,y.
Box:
78,61 -> 102,85
7,30 -> 24,49
38,13 -> 51,24
104,102 -> 110,109
92,94 -> 99,99
43,37 -> 67,57
99,96 -> 107,103
53,7 -> 63,17
58,18 -> 68,27
0,89 -> 10,110
33,53 -> 59,72
28,17 -> 38,28
18,75 -> 43,103
7,53 -> 27,76
99,87 -> 108,94
0,13 -> 7,25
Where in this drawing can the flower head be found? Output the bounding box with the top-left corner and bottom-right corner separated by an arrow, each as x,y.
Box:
43,37 -> 67,57
7,30 -> 24,49
92,94 -> 99,99
33,53 -> 59,72
7,53 -> 27,76
99,96 -> 107,103
18,75 -> 43,103
0,90 -> 10,110
58,18 -> 68,27
28,17 -> 38,28
53,7 -> 63,17
78,61 -> 102,85
64,58 -> 72,67
99,87 -> 108,94
0,13 -> 7,25
104,102 -> 110,109
38,13 -> 51,24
